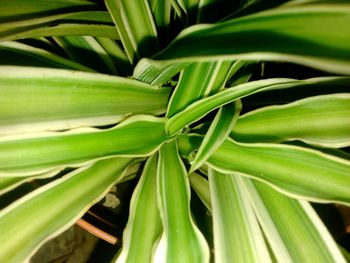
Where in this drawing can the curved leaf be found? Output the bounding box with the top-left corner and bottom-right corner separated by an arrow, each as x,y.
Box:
0,169 -> 62,195
115,155 -> 162,263
6,24 -> 118,40
0,0 -> 98,19
135,3 -> 350,77
133,60 -> 188,85
155,141 -> 209,263
1,11 -> 114,40
190,101 -> 241,173
208,139 -> 350,205
165,77 -> 350,136
241,177 -> 346,263
0,41 -> 94,71
0,66 -> 171,135
0,157 -> 133,263
0,116 -> 169,176
54,36 -> 118,74
167,60 -> 232,116
96,37 -> 132,75
165,78 -> 296,135
209,169 -> 271,263
106,0 -> 158,63
189,172 -> 211,211
232,94 -> 350,148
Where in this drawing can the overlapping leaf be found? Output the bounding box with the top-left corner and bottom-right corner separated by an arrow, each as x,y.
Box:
0,157 -> 133,263
115,155 -> 162,263
178,134 -> 350,205
134,3 -> 350,81
241,177 -> 346,262
0,41 -> 94,71
209,169 -> 271,263
165,77 -> 350,135
190,101 -> 241,173
165,78 -> 297,135
0,116 -> 169,176
54,36 -> 118,74
208,139 -> 350,205
167,60 -> 232,116
232,93 -> 350,148
189,172 -> 211,210
156,141 -> 209,263
0,66 -> 171,135
0,0 -> 118,41
106,0 -> 158,63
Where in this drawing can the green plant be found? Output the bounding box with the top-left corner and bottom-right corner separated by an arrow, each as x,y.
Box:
0,0 -> 350,262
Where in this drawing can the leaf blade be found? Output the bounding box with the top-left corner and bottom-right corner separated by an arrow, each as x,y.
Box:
115,155 -> 162,263
209,169 -> 271,263
156,141 -> 209,263
135,3 -> 350,77
241,177 -> 346,263
106,0 -> 158,63
190,101 -> 241,173
208,139 -> 350,205
0,157 -> 133,263
0,66 -> 171,135
232,93 -> 350,148
0,115 -> 170,176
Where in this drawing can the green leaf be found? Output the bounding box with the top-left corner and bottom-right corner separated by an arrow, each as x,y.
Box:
156,141 -> 209,263
0,0 -> 117,41
232,94 -> 350,148
0,0 -> 98,18
190,101 -> 241,173
115,155 -> 162,263
2,11 -> 114,30
1,10 -> 115,39
178,133 -> 204,158
0,66 -> 171,135
54,36 -> 118,74
0,169 -> 62,195
148,0 -> 172,30
135,59 -> 247,95
106,0 -> 159,64
0,115 -> 170,176
189,172 -> 211,211
165,78 -> 296,136
0,41 -> 94,71
135,3 -> 350,76
241,177 -> 346,263
226,60 -> 255,86
172,0 -> 200,25
209,169 -> 271,263
0,157 -> 133,263
0,178 -> 26,195
207,139 -> 350,205
167,61 -> 232,116
242,76 -> 350,106
133,60 -> 188,85
5,24 -> 118,40
165,77 -> 350,136
167,62 -> 217,116
96,37 -> 133,75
